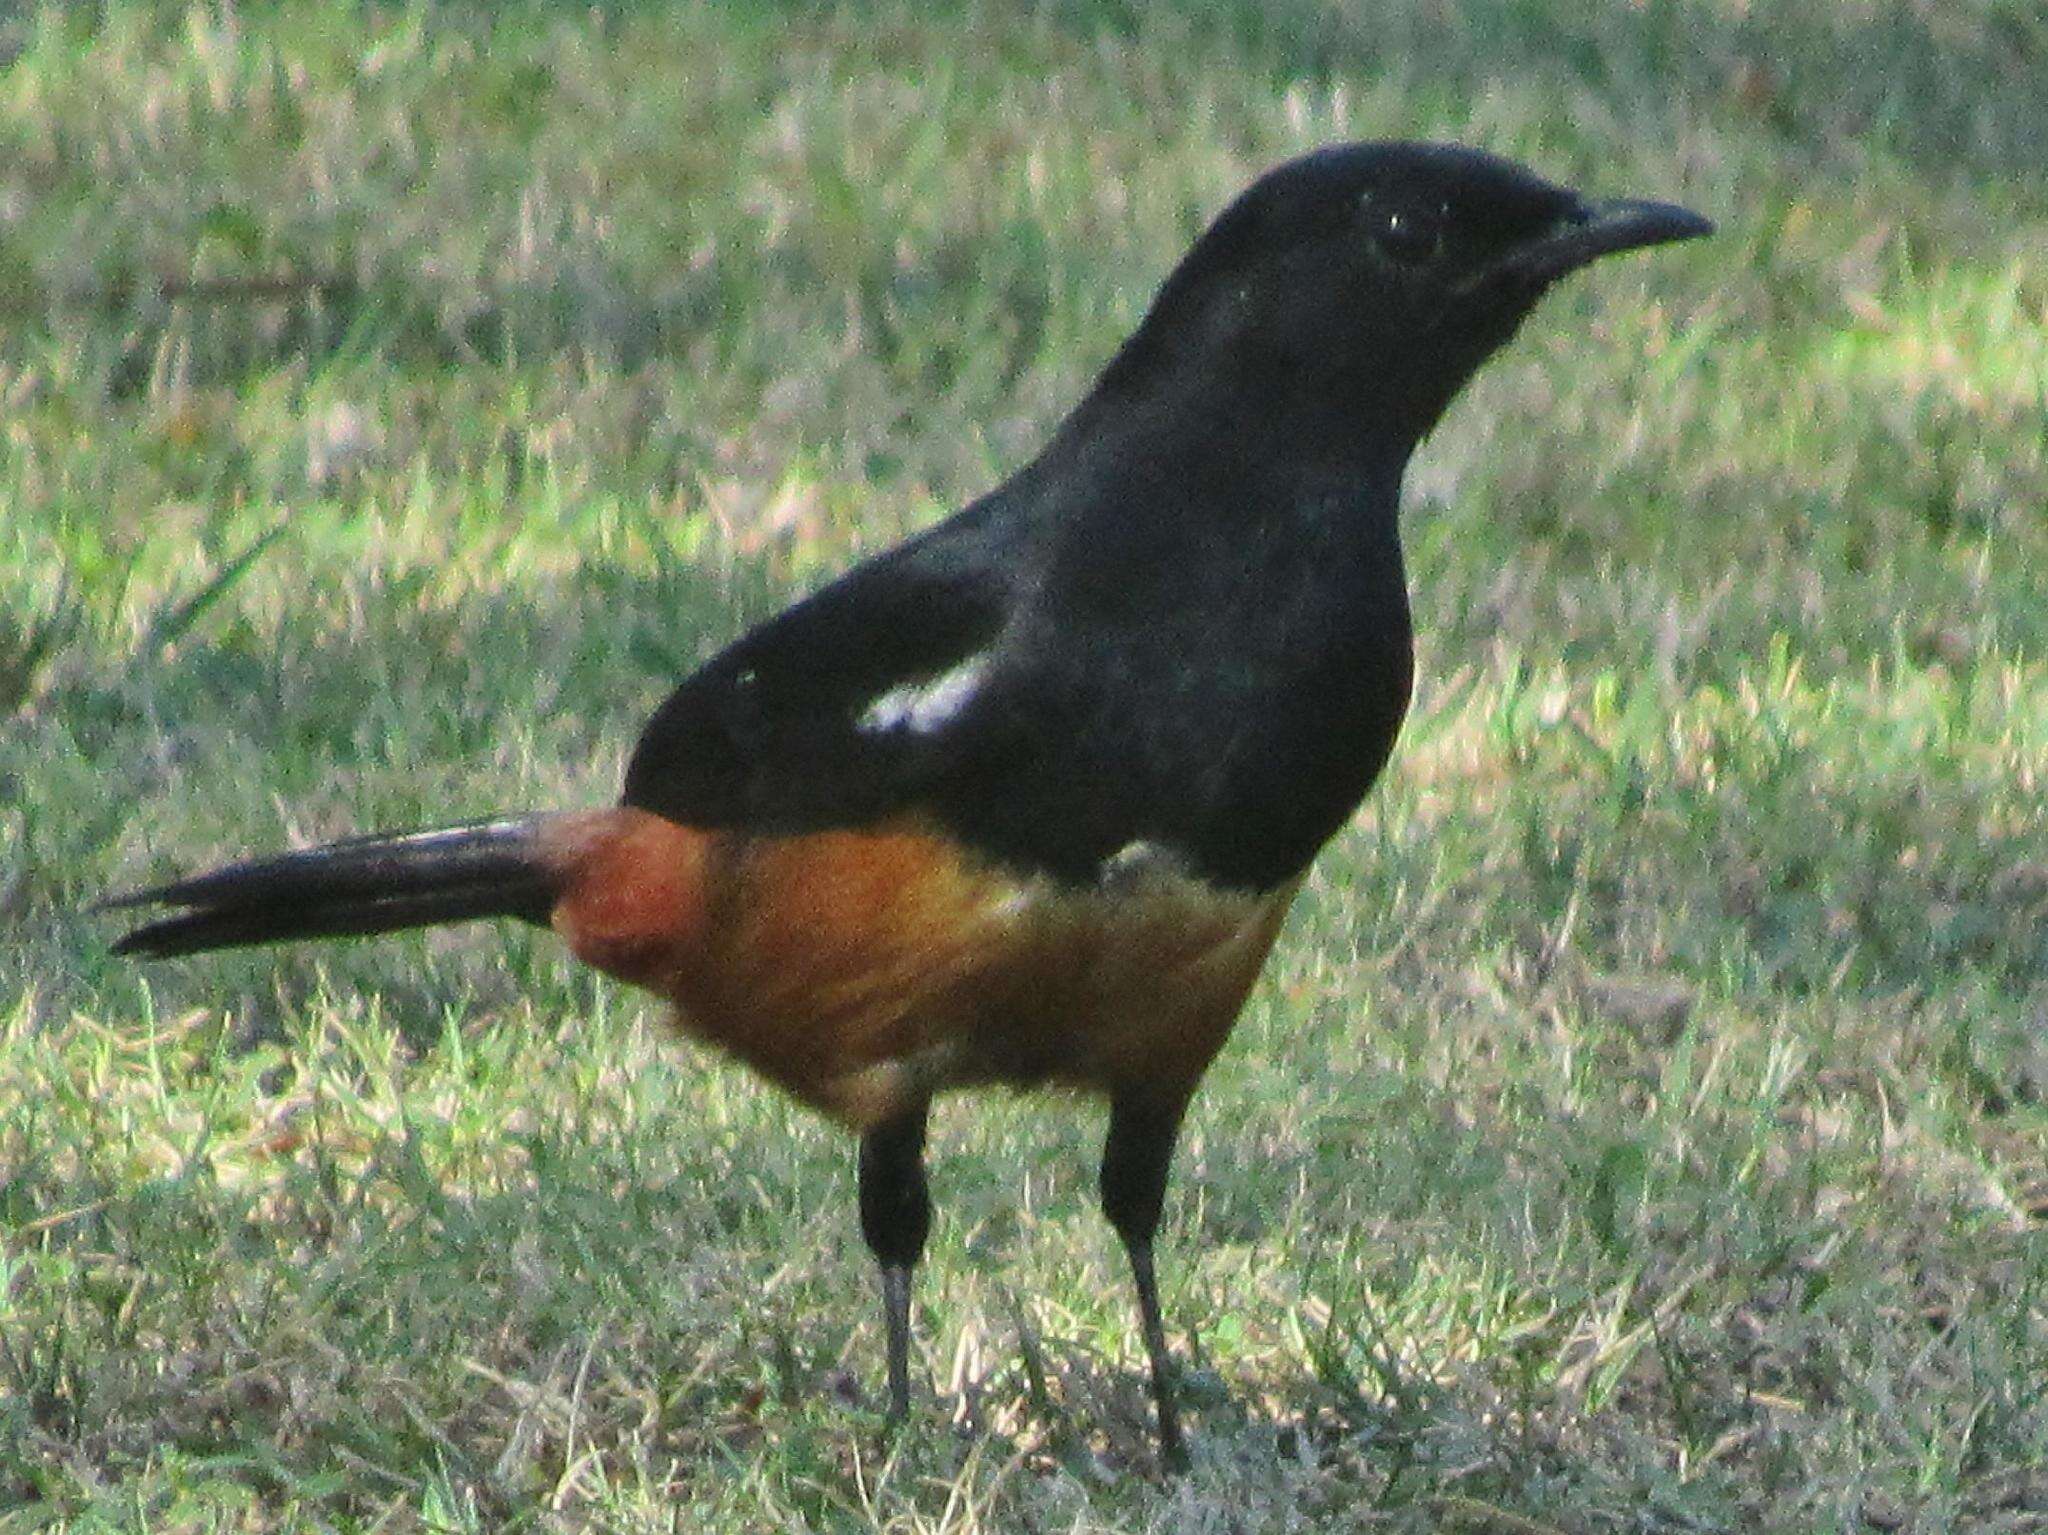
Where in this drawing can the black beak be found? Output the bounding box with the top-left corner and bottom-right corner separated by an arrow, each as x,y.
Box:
1484,196 -> 1715,288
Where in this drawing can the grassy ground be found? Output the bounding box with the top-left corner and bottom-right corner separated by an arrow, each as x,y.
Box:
3,2 -> 2045,1529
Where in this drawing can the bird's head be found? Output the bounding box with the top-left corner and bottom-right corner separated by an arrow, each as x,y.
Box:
1100,141 -> 1713,448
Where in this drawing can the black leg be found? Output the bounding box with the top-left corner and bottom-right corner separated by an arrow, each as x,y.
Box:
1100,1089 -> 1193,1472
858,1102 -> 932,1421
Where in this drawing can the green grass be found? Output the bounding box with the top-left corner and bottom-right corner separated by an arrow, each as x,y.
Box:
3,1 -> 2045,1529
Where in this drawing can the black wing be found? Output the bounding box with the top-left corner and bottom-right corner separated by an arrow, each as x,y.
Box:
621,498 -> 1028,831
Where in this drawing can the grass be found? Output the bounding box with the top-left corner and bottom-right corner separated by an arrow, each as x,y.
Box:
2,1 -> 2044,1529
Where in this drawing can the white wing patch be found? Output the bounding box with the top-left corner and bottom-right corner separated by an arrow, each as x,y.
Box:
857,654 -> 991,735
1098,839 -> 1197,892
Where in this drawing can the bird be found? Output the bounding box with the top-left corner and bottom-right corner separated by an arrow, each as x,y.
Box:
104,141 -> 1710,1469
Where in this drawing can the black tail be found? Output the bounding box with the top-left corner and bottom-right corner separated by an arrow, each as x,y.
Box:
103,817 -> 562,959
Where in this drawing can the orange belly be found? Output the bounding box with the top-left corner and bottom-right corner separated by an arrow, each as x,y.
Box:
545,809 -> 1295,1130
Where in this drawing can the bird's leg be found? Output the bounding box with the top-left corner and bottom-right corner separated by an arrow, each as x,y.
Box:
857,1100 -> 932,1422
1099,1087 -> 1194,1472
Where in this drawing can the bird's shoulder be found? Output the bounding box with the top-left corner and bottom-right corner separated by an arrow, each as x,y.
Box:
621,496 -> 1030,831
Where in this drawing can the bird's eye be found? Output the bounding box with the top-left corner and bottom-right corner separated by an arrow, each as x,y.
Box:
1376,207 -> 1443,266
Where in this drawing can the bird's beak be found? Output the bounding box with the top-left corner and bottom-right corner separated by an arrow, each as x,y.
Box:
1480,196 -> 1715,289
